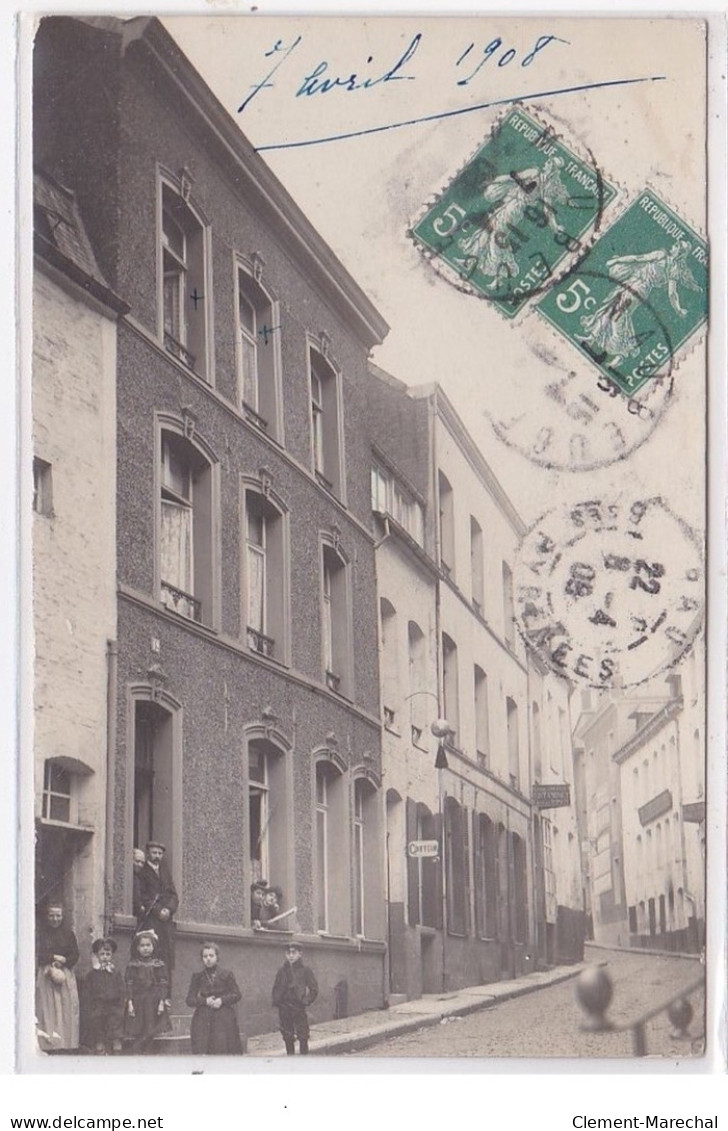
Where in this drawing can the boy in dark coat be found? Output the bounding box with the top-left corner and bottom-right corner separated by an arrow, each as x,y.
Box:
83,938 -> 125,1054
271,943 -> 318,1055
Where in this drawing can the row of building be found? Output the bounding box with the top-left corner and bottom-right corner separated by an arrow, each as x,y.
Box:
30,15 -> 705,1040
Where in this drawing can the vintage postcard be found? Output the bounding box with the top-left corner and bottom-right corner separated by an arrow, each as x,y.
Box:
18,11 -> 718,1073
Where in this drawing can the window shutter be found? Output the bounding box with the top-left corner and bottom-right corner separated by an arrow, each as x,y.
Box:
406,798 -> 418,926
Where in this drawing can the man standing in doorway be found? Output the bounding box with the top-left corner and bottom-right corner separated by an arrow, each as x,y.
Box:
136,841 -> 179,987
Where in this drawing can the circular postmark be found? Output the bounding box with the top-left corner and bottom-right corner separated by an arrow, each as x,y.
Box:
409,107 -> 614,320
514,495 -> 703,688
486,270 -> 676,472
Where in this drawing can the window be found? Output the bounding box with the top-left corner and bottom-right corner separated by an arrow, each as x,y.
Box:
506,696 -> 519,789
133,699 -> 175,862
438,471 -> 455,575
309,348 -> 343,496
407,621 -> 428,745
352,778 -> 382,938
244,489 -> 287,660
442,633 -> 459,741
321,542 -> 351,695
314,760 -> 348,935
470,516 -> 484,612
41,761 -> 71,822
160,430 -> 215,624
371,463 -> 424,545
532,701 -> 542,781
502,562 -> 515,648
380,599 -> 399,727
237,268 -> 280,437
445,797 -> 470,936
160,183 -> 208,377
474,666 -> 489,768
33,457 -> 53,516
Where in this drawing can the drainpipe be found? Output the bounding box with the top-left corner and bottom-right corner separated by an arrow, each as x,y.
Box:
104,639 -> 118,935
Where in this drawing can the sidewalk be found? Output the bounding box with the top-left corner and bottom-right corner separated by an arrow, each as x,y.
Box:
246,959 -> 596,1057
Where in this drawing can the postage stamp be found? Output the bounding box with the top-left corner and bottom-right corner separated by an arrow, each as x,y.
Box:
513,496 -> 704,689
536,189 -> 708,395
410,106 -> 617,319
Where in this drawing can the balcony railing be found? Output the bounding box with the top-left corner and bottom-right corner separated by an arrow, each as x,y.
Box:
164,331 -> 196,370
247,626 -> 275,658
242,401 -> 269,433
162,581 -> 202,622
575,965 -> 704,1056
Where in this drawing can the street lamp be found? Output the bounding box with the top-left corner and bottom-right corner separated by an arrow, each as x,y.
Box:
430,717 -> 454,769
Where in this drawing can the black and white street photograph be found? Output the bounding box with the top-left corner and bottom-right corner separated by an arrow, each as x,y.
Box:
16,8 -> 720,1077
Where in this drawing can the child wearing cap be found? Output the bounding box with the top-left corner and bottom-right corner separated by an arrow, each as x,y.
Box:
271,943 -> 318,1055
83,938 -> 125,1055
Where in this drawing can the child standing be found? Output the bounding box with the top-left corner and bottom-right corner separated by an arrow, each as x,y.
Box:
271,942 -> 318,1055
185,942 -> 244,1055
124,929 -> 171,1053
83,938 -> 125,1055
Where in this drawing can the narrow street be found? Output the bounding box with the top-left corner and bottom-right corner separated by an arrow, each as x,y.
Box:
350,950 -> 705,1059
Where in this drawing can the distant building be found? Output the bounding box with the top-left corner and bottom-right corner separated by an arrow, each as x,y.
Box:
572,640 -> 705,954
366,366 -> 584,999
32,168 -> 127,959
34,14 -> 389,1032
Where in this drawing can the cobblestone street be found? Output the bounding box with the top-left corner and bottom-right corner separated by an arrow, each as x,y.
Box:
350,950 -> 705,1059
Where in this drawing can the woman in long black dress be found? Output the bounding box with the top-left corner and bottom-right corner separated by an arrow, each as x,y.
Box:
186,942 -> 243,1055
36,903 -> 80,1052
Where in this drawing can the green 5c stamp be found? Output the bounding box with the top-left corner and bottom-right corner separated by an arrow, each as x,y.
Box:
537,190 -> 708,395
410,107 -> 616,319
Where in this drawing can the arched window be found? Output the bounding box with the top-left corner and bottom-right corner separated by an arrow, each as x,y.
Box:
237,266 -> 282,439
407,621 -> 427,745
438,471 -> 455,574
506,696 -> 520,789
380,599 -> 399,728
314,759 -> 348,934
502,562 -> 515,649
353,777 -> 382,939
309,346 -> 343,498
470,515 -> 484,612
321,541 -> 352,696
243,486 -> 288,661
247,738 -> 290,914
442,633 -> 459,739
159,427 -> 216,625
160,181 -> 209,378
406,800 -> 441,929
474,666 -> 490,768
